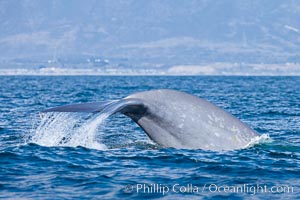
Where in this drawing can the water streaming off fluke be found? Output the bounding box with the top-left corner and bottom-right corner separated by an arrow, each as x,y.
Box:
30,112 -> 109,150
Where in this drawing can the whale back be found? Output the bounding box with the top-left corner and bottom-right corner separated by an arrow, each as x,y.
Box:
42,89 -> 258,151
126,90 -> 258,150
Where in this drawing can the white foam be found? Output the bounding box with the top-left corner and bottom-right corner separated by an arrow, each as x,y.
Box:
244,134 -> 272,149
30,111 -> 110,150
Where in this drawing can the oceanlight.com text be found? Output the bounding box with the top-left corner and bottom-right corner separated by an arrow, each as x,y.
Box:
123,183 -> 294,195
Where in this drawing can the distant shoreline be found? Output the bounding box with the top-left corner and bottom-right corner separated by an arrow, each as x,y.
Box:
1,73 -> 300,77
1,63 -> 299,76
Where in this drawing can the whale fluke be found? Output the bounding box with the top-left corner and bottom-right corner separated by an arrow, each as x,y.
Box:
42,101 -> 114,113
42,99 -> 147,117
42,89 -> 259,151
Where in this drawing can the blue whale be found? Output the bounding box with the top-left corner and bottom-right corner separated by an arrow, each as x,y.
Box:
42,89 -> 258,151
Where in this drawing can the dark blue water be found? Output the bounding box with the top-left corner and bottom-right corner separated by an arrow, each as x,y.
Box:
0,76 -> 299,199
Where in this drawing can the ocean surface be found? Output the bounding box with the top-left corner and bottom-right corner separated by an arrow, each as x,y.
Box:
0,76 -> 299,199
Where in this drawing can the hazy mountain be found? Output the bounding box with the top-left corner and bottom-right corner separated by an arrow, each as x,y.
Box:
0,0 -> 299,65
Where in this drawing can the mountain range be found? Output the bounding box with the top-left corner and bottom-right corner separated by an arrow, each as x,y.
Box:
0,0 -> 299,68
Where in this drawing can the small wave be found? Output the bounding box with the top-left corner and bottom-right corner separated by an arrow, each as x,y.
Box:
29,112 -> 109,150
244,134 -> 272,148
